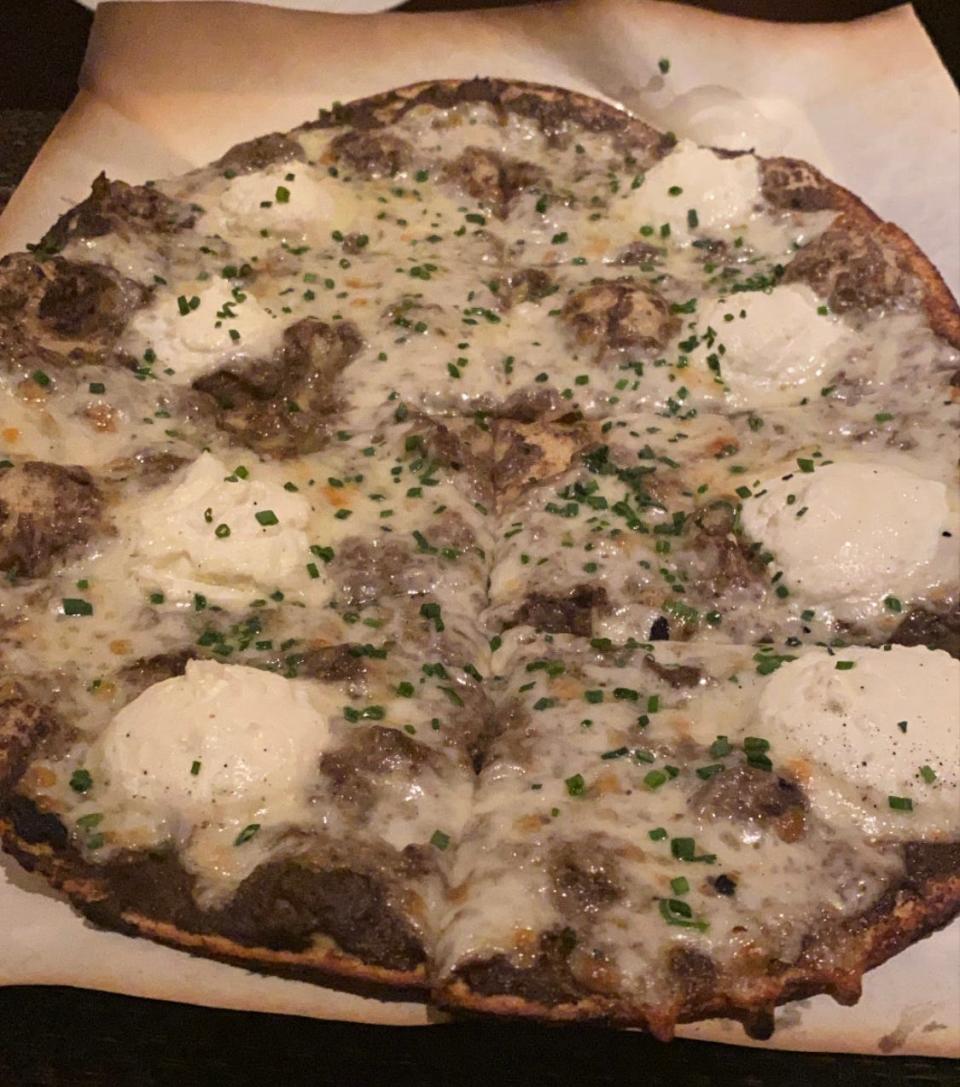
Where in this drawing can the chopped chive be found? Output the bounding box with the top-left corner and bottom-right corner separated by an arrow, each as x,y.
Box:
234,823 -> 261,845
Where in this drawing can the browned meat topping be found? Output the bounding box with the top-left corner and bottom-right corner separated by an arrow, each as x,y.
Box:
783,223 -> 914,313
760,157 -> 839,212
888,606 -> 960,658
0,461 -> 101,578
512,585 -> 609,637
443,147 -> 545,220
561,279 -> 679,353
329,130 -> 413,178
193,317 -> 362,456
40,173 -> 196,251
215,133 -> 306,176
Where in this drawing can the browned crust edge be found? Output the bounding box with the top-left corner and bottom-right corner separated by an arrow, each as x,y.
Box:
436,875 -> 960,1039
305,77 -> 959,348
1,77 -> 958,1034
0,819 -> 429,994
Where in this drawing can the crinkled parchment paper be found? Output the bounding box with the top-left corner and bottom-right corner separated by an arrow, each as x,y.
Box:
1,0 -> 957,1055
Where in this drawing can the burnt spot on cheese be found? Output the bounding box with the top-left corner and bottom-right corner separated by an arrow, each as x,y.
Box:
561,278 -> 679,354
193,317 -> 362,457
0,461 -> 102,578
329,129 -> 413,178
888,606 -> 960,659
442,147 -> 545,220
512,585 -> 609,637
760,157 -> 840,212
783,221 -> 916,313
37,259 -> 149,341
40,173 -> 196,252
215,133 -> 306,176
690,765 -> 808,843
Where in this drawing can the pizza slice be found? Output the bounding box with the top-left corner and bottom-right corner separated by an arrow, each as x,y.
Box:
437,633 -> 959,1036
487,408 -> 958,648
1,635 -> 487,986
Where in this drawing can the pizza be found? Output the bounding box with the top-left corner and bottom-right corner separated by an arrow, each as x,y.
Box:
0,78 -> 957,1040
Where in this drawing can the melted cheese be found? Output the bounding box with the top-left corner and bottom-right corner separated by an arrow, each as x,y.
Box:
622,139 -> 761,238
197,165 -> 356,240
740,460 -> 954,603
759,646 -> 960,839
86,659 -> 339,891
691,284 -> 851,406
130,452 -> 312,606
123,281 -> 285,385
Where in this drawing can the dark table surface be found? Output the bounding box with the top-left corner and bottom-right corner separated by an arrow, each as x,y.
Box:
0,2 -> 957,1084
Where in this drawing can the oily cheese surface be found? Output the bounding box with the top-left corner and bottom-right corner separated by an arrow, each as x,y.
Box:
0,78 -> 958,1039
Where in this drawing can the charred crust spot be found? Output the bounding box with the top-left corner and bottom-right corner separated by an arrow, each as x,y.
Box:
455,929 -> 586,1005
888,606 -> 960,659
0,689 -> 54,791
561,278 -> 679,353
760,157 -> 839,212
442,147 -> 545,220
642,655 -> 703,688
902,841 -> 960,884
512,585 -> 609,637
215,133 -> 305,175
0,461 -> 102,578
3,791 -> 68,849
329,130 -> 412,178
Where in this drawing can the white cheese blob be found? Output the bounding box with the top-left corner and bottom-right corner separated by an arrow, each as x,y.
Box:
124,280 -> 284,385
92,659 -> 332,831
759,646 -> 960,838
198,165 -> 351,239
133,452 -> 311,605
694,284 -> 850,406
628,139 -> 760,236
740,461 -> 952,602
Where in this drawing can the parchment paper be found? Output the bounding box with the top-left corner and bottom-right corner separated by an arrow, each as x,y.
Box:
1,0 -> 957,1055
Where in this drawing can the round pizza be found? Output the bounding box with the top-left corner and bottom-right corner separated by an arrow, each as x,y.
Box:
0,78 -> 957,1040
